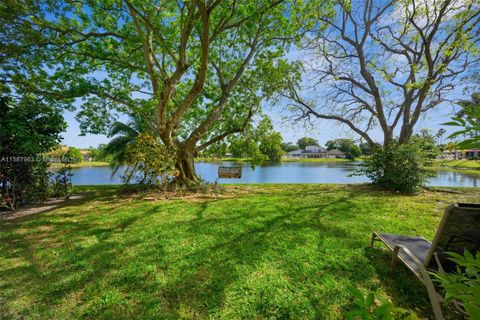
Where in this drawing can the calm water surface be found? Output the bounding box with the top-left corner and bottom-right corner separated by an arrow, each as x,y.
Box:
64,161 -> 480,188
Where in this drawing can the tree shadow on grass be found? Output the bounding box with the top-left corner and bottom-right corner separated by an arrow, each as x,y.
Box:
0,197 -> 186,318
139,192 -> 371,319
0,186 -> 452,319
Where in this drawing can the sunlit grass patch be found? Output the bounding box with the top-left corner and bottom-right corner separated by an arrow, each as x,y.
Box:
1,185 -> 478,319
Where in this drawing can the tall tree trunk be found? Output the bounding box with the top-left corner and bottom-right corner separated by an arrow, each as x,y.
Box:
175,147 -> 199,183
383,134 -> 393,147
159,131 -> 199,184
398,126 -> 413,145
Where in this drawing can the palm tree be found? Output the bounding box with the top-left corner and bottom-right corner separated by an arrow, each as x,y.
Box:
104,113 -> 153,180
436,128 -> 446,145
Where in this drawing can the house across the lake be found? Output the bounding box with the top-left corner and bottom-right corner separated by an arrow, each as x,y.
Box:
326,149 -> 346,158
286,149 -> 304,158
80,149 -> 92,162
465,149 -> 480,159
286,145 -> 346,159
437,149 -> 480,160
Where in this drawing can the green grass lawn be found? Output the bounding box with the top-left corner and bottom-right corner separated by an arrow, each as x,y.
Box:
426,166 -> 480,176
1,185 -> 478,319
50,161 -> 110,168
428,159 -> 480,176
432,159 -> 480,169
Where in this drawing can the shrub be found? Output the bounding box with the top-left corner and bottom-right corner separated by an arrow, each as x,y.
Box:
1,160 -> 52,210
433,251 -> 480,318
51,163 -> 73,199
359,142 -> 431,193
23,161 -> 52,203
123,133 -> 176,186
0,91 -> 65,210
173,179 -> 224,195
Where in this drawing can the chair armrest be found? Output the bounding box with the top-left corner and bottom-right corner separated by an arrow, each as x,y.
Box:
392,244 -> 426,274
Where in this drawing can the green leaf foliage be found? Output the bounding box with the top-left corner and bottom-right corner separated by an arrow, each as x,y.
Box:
347,288 -> 419,320
0,89 -> 66,210
1,0 -> 328,181
61,147 -> 83,164
297,137 -> 319,150
226,117 -> 284,163
442,93 -> 480,149
358,142 -> 432,193
433,251 -> 480,320
123,133 -> 176,186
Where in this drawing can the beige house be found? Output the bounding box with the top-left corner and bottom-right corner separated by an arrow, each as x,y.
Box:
437,149 -> 480,160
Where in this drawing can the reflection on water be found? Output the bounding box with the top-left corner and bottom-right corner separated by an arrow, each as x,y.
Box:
65,161 -> 480,187
430,170 -> 479,188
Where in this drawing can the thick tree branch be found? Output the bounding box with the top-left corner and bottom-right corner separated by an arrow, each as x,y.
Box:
196,107 -> 254,151
168,0 -> 211,133
185,29 -> 261,149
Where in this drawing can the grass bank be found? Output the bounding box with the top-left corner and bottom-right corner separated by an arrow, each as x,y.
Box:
431,159 -> 480,169
426,166 -> 480,176
1,185 -> 478,319
50,161 -> 110,168
196,157 -> 352,163
427,159 -> 480,176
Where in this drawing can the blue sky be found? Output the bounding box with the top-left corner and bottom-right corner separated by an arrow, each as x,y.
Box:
62,109 -> 111,148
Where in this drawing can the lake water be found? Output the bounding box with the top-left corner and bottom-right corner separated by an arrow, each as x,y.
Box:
63,161 -> 480,187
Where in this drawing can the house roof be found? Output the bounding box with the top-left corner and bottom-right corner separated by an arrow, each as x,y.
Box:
304,145 -> 326,152
287,149 -> 303,155
326,149 -> 345,155
305,145 -> 325,149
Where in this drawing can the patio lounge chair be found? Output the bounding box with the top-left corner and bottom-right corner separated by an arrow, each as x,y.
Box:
371,203 -> 480,320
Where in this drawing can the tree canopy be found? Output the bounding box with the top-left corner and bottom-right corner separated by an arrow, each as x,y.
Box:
1,0 -> 326,182
0,88 -> 66,157
228,117 -> 284,162
280,142 -> 299,153
297,137 -> 319,149
282,0 -> 480,147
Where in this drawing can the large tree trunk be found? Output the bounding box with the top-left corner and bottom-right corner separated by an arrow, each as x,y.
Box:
175,147 -> 199,183
383,134 -> 394,147
398,126 -> 413,145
